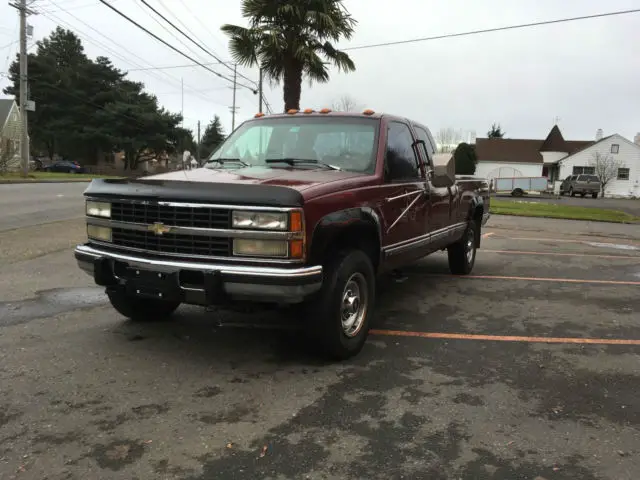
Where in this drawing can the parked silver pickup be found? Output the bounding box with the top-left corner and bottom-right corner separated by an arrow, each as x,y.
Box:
560,174 -> 601,198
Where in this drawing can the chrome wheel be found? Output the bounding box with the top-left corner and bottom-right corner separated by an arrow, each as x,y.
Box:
465,228 -> 475,264
341,273 -> 368,338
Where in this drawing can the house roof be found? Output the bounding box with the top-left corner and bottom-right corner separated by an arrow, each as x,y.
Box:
475,125 -> 595,164
0,99 -> 16,127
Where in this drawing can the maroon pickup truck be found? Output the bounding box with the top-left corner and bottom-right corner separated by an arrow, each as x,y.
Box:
75,109 -> 490,359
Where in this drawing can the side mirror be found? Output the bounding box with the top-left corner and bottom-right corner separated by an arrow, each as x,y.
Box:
431,153 -> 456,188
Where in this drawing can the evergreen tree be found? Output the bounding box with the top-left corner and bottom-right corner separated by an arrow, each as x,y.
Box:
487,123 -> 505,138
199,115 -> 226,159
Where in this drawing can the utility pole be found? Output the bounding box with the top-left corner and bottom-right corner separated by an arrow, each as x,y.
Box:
230,63 -> 238,131
196,120 -> 201,165
258,67 -> 263,113
9,0 -> 35,178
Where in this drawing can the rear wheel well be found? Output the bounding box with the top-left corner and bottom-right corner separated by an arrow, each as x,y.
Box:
311,224 -> 380,273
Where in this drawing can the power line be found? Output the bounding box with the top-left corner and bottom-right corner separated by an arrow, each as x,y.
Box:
38,5 -> 227,107
343,8 -> 640,51
96,0 -> 258,93
138,0 -> 258,88
127,61 -> 231,72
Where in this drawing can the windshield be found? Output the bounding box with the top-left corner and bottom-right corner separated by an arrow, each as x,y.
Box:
581,175 -> 599,182
207,116 -> 379,174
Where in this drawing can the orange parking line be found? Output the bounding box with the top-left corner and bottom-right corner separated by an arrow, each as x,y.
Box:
422,273 -> 640,286
483,249 -> 640,259
370,329 -> 640,345
482,232 -> 495,239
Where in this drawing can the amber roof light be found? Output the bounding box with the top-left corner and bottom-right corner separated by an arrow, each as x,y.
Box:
303,108 -> 314,114
319,108 -> 332,114
287,109 -> 299,114
254,112 -> 265,118
362,109 -> 375,115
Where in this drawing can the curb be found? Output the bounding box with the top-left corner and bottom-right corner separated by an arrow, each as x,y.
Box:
0,179 -> 94,184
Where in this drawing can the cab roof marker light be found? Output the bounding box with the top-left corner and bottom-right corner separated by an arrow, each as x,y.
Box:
287,109 -> 299,114
254,112 -> 265,118
303,108 -> 314,114
363,109 -> 375,115
319,108 -> 332,114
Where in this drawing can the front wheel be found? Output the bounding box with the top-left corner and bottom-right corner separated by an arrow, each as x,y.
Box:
304,250 -> 375,360
448,221 -> 477,275
592,193 -> 598,199
106,288 -> 180,321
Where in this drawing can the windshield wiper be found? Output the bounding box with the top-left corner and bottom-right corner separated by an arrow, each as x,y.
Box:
265,158 -> 341,170
207,157 -> 250,167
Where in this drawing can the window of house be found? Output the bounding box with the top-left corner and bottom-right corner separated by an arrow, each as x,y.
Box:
572,166 -> 595,175
385,121 -> 420,181
617,168 -> 630,180
611,144 -> 619,154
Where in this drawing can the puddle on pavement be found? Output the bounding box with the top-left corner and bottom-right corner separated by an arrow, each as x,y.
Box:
0,287 -> 107,327
586,242 -> 639,251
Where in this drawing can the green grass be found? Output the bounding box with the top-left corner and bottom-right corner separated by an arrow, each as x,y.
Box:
490,199 -> 640,224
0,172 -> 122,182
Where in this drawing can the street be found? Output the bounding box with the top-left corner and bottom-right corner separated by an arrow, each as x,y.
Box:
1,191 -> 640,479
0,183 -> 88,232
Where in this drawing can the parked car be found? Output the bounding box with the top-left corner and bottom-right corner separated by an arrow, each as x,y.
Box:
560,174 -> 600,198
74,109 -> 490,360
42,160 -> 85,174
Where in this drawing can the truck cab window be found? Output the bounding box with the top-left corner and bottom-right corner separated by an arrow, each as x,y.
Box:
385,122 -> 420,181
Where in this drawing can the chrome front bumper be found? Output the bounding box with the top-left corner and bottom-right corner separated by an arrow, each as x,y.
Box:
74,244 -> 323,304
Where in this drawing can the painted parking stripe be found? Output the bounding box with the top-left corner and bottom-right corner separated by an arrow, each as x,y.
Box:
370,329 -> 640,346
481,232 -> 495,239
483,249 -> 640,259
419,274 -> 640,286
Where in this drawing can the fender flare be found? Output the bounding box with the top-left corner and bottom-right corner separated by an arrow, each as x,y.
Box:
309,207 -> 382,265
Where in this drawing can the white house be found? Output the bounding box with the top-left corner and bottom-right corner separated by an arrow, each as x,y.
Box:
473,125 -> 640,198
557,134 -> 640,198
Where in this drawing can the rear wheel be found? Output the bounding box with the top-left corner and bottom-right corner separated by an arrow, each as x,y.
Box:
106,288 -> 180,321
448,221 -> 477,275
592,193 -> 598,199
304,249 -> 375,360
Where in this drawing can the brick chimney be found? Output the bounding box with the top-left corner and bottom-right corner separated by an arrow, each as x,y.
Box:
596,128 -> 603,141
634,132 -> 640,146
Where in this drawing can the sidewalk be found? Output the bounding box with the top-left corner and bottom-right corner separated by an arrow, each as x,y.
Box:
488,214 -> 640,241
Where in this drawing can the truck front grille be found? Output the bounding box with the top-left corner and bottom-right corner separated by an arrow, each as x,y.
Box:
111,202 -> 230,229
112,228 -> 231,257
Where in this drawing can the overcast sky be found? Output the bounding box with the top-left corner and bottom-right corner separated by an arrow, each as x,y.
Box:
1,0 -> 639,142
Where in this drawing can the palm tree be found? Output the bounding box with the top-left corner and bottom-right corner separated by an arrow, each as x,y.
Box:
221,0 -> 357,112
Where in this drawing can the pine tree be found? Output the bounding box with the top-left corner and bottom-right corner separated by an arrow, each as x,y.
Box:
487,123 -> 505,138
199,116 -> 226,159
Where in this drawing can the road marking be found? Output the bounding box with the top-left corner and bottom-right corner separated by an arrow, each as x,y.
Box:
483,249 -> 640,260
482,232 -> 495,239
370,329 -> 640,346
420,273 -> 640,286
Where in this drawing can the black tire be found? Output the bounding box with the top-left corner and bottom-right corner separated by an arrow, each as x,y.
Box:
511,188 -> 524,197
580,193 -> 586,198
106,288 -> 180,321
304,250 -> 375,360
592,193 -> 598,199
448,221 -> 477,275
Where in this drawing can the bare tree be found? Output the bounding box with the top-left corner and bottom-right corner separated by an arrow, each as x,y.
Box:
589,151 -> 624,197
331,95 -> 362,112
435,127 -> 463,153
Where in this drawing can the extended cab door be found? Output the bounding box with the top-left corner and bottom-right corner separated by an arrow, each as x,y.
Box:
379,121 -> 430,267
412,125 -> 452,245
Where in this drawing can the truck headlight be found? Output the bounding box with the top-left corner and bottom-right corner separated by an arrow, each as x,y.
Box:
87,224 -> 112,242
86,201 -> 111,218
232,210 -> 288,230
233,239 -> 288,257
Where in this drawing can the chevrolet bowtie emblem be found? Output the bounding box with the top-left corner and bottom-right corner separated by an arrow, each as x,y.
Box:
148,222 -> 171,235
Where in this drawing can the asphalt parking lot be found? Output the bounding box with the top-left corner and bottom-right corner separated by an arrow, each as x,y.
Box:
1,215 -> 639,479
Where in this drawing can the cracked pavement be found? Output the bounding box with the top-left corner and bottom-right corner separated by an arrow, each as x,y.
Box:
0,193 -> 639,479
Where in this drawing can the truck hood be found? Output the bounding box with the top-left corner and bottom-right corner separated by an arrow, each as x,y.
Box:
144,166 -> 369,199
84,166 -> 375,208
